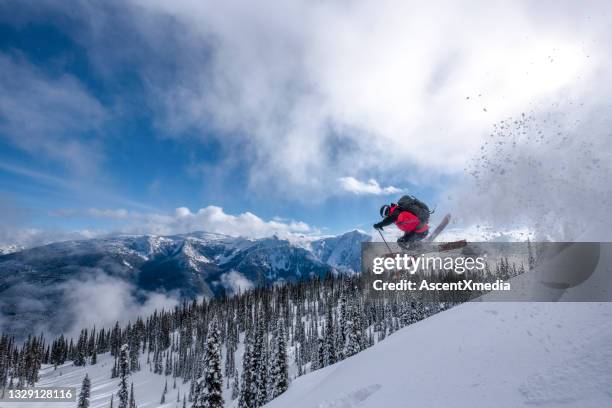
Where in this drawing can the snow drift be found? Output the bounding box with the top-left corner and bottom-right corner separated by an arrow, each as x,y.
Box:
265,302 -> 612,408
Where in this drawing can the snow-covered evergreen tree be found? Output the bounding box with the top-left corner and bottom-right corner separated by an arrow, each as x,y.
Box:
268,318 -> 289,399
128,328 -> 139,373
77,373 -> 90,408
324,303 -> 336,367
253,306 -> 269,407
91,348 -> 97,365
338,287 -> 348,358
74,330 -> 87,367
231,368 -> 240,400
238,327 -> 255,407
111,356 -> 118,379
117,345 -> 129,408
344,299 -> 363,357
193,317 -> 224,408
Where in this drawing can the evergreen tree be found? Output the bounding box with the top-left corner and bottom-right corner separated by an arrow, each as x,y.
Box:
296,345 -> 303,376
128,330 -> 140,373
231,368 -> 240,400
344,300 -> 363,357
111,355 -> 118,379
74,330 -> 86,367
338,289 -> 348,358
193,318 -> 224,408
77,373 -> 91,408
268,318 -> 289,399
324,303 -> 336,366
117,345 -> 129,408
90,348 -> 97,365
253,306 -> 268,407
238,328 -> 255,408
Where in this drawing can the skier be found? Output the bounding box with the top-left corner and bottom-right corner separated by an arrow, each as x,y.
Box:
373,195 -> 433,248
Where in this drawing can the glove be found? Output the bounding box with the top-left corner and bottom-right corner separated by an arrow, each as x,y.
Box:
373,223 -> 383,230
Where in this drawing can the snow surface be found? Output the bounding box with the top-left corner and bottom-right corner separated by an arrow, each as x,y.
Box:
265,302 -> 612,408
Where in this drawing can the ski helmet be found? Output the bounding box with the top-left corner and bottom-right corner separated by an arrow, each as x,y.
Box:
379,204 -> 391,218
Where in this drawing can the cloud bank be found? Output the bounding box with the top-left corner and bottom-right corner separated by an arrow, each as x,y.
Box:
61,273 -> 179,338
133,0 -> 605,199
9,0 -> 603,201
338,177 -> 402,195
116,206 -> 314,238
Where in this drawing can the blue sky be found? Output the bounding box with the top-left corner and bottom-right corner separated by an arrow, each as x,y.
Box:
0,0 -> 446,244
1,1 -> 610,246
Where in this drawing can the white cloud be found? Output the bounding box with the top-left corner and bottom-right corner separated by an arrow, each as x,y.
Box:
59,205 -> 313,238
0,227 -> 103,252
220,270 -> 254,295
338,177 -> 402,195
60,273 -> 179,338
123,0 -> 606,200
127,206 -> 314,238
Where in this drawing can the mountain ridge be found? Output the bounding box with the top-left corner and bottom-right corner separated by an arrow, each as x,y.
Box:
0,229 -> 370,337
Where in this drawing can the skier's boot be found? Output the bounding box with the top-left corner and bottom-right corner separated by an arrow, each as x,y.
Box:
398,230 -> 428,251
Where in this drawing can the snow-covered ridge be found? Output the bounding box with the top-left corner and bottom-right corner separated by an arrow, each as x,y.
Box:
0,244 -> 24,255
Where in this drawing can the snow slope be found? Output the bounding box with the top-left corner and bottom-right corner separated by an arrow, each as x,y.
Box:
8,304 -> 612,408
266,302 -> 612,408
10,335 -> 251,408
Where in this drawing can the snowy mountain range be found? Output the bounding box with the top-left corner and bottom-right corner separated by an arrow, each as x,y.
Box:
0,230 -> 370,336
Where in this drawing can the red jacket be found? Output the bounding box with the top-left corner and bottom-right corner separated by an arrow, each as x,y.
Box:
387,205 -> 429,233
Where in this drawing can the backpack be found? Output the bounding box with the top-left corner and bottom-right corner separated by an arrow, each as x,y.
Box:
396,195 -> 432,226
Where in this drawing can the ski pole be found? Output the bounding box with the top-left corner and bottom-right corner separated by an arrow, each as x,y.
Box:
377,229 -> 393,253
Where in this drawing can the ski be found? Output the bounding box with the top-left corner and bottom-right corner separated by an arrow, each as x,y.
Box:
381,239 -> 468,258
426,213 -> 451,242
